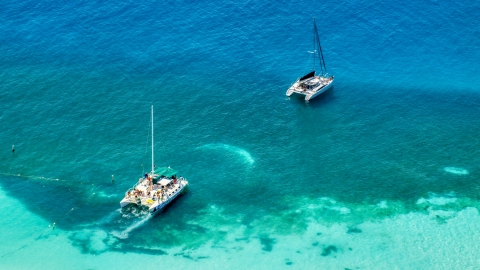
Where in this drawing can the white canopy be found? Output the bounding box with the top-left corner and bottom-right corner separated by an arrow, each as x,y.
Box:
158,179 -> 172,186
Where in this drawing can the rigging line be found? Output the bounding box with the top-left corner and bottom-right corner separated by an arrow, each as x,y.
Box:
314,19 -> 327,75
313,19 -> 322,75
308,52 -> 314,73
313,20 -> 317,73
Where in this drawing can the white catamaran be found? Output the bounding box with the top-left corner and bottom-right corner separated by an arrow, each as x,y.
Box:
120,106 -> 188,214
286,18 -> 334,101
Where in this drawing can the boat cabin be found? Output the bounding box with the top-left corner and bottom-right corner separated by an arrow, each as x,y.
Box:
300,77 -> 321,90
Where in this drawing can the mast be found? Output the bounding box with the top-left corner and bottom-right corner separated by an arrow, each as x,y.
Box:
313,18 -> 327,75
313,18 -> 317,73
151,105 -> 154,174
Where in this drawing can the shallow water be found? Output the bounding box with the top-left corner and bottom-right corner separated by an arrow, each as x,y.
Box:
1,0 -> 480,268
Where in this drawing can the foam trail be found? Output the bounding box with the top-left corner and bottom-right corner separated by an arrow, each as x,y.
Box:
96,191 -> 119,199
198,143 -> 254,164
112,213 -> 152,239
97,209 -> 122,224
444,167 -> 469,175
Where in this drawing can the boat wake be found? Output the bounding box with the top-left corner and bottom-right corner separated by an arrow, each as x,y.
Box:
197,143 -> 254,165
111,213 -> 152,239
96,191 -> 119,199
109,206 -> 153,239
95,208 -> 123,225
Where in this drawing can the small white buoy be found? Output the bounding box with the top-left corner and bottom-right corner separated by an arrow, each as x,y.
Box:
12,145 -> 15,153
112,175 -> 114,183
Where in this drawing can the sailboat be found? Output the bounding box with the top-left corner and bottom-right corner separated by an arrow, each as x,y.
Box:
286,18 -> 334,101
119,106 -> 188,214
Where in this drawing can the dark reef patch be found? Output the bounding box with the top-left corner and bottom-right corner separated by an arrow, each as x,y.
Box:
126,247 -> 168,256
235,237 -> 249,242
435,215 -> 449,224
258,235 -> 276,252
347,227 -> 362,234
68,231 -> 106,255
68,230 -> 169,256
174,252 -> 195,260
321,245 -> 338,257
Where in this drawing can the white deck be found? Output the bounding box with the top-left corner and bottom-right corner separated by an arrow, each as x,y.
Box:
120,177 -> 188,214
287,75 -> 334,101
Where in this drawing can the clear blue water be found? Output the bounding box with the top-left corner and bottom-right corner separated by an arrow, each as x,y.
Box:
1,0 -> 480,268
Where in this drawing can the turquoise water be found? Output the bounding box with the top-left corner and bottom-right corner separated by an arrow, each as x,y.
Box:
1,0 -> 480,268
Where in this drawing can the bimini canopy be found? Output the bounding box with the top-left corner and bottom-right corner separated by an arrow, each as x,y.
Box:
158,179 -> 172,186
154,167 -> 178,177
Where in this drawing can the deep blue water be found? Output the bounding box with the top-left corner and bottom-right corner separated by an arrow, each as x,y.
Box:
1,0 -> 480,268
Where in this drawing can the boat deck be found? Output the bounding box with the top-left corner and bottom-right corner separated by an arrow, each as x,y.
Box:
286,76 -> 334,101
120,176 -> 188,212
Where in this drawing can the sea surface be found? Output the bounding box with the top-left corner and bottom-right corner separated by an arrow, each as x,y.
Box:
1,0 -> 480,269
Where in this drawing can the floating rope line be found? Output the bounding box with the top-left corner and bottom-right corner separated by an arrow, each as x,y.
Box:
0,172 -> 65,182
0,172 -> 98,186
0,226 -> 52,258
0,185 -> 110,258
0,174 -> 113,259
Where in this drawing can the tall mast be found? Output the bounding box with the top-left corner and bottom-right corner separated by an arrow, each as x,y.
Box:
313,17 -> 327,75
151,105 -> 154,174
313,17 -> 317,73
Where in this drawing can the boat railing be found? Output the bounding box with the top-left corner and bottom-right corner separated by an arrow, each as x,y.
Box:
124,179 -> 144,197
125,188 -> 134,197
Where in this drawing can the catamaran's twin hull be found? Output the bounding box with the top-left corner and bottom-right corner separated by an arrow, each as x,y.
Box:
286,77 -> 334,101
287,19 -> 333,101
120,180 -> 188,215
120,105 -> 189,217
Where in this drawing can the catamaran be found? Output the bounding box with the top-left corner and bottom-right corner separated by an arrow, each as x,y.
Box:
120,106 -> 188,214
286,18 -> 334,101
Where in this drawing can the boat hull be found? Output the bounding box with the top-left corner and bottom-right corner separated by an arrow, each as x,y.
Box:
286,78 -> 333,101
120,199 -> 132,208
119,180 -> 188,215
149,181 -> 188,214
306,80 -> 333,101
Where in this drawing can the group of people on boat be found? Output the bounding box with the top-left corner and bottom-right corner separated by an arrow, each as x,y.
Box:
124,174 -> 181,205
298,75 -> 333,92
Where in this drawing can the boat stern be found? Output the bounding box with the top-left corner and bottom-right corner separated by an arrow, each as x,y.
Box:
286,80 -> 303,97
120,197 -> 136,208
